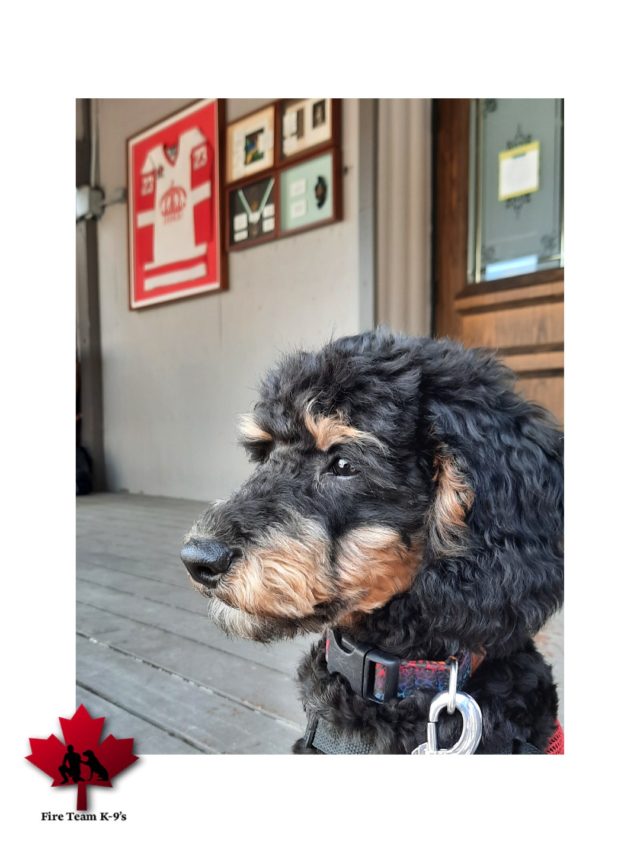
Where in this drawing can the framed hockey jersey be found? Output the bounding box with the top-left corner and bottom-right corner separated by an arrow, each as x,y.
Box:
127,99 -> 226,309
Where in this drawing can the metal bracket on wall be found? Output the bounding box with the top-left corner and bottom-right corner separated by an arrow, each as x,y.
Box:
76,186 -> 126,222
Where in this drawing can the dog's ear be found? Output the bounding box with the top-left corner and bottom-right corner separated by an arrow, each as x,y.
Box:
415,339 -> 563,655
425,448 -> 475,560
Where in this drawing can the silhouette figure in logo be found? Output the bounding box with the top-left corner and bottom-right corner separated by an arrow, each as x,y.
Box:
59,745 -> 83,784
81,750 -> 109,782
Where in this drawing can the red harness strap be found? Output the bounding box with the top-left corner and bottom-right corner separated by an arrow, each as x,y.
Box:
545,720 -> 564,754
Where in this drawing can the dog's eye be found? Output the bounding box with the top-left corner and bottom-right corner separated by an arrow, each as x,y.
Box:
330,458 -> 358,477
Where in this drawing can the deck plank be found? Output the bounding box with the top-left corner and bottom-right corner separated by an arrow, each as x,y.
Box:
77,638 -> 298,754
77,571 -> 313,675
76,613 -> 307,727
76,686 -> 203,755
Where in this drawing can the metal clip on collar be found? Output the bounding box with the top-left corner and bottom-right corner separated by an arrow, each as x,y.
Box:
412,655 -> 483,755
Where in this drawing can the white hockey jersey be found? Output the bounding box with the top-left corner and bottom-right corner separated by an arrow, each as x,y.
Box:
137,127 -> 212,289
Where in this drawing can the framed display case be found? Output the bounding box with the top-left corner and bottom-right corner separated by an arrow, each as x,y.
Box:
279,149 -> 341,237
227,173 -> 278,250
225,104 -> 276,185
127,98 -> 226,309
278,98 -> 340,163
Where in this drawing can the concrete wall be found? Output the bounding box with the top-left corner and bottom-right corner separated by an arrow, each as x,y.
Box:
96,99 -> 365,501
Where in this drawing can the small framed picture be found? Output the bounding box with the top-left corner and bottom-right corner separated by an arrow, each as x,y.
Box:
279,98 -> 339,162
280,149 -> 342,237
226,105 -> 276,185
227,174 -> 278,250
127,98 -> 226,310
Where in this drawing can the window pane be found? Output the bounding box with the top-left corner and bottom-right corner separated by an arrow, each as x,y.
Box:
468,99 -> 563,284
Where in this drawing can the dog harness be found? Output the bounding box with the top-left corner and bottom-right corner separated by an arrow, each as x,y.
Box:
302,629 -> 564,754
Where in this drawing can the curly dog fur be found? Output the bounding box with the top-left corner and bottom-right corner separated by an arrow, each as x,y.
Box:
182,329 -> 563,754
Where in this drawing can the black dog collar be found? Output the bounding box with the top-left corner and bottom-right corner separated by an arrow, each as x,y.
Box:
301,631 -> 484,754
324,628 -> 481,703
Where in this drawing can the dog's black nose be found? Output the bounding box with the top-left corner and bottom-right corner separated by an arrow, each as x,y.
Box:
181,538 -> 236,587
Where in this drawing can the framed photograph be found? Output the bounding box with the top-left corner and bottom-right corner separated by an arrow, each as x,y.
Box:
280,149 -> 342,237
227,174 -> 278,251
127,99 -> 226,309
279,98 -> 340,162
226,105 -> 276,185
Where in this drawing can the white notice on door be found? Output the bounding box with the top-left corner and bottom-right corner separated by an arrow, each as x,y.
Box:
498,141 -> 540,201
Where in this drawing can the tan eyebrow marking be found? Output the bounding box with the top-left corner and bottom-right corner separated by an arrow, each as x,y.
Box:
303,406 -> 384,453
238,414 -> 273,444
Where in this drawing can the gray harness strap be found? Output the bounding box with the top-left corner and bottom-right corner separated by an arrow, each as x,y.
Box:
303,714 -> 377,754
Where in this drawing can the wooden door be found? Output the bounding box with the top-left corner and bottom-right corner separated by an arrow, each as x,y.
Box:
434,100 -> 564,423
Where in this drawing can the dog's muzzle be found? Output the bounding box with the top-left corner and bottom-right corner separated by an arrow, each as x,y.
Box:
181,538 -> 237,588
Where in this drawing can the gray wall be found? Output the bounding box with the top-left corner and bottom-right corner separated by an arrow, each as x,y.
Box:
95,99 -> 366,501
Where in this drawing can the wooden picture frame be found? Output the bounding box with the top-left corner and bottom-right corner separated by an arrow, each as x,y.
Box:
225,104 -> 276,186
278,98 -> 341,165
279,148 -> 342,239
127,99 -> 227,309
227,172 -> 280,251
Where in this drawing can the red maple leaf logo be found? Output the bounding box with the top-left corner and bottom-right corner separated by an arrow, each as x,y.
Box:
26,705 -> 138,811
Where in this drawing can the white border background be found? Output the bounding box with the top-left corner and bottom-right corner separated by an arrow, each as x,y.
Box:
2,1 -> 638,849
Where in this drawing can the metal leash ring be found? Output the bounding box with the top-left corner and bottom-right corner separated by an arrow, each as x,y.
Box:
446,656 -> 458,714
412,657 -> 483,755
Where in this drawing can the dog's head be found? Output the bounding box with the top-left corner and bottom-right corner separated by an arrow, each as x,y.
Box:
182,330 -> 563,655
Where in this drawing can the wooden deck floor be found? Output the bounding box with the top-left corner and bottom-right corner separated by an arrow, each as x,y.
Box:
77,493 -> 563,754
76,493 -> 313,754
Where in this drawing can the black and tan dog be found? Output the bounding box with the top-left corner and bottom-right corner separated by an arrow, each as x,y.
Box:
181,330 -> 563,754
